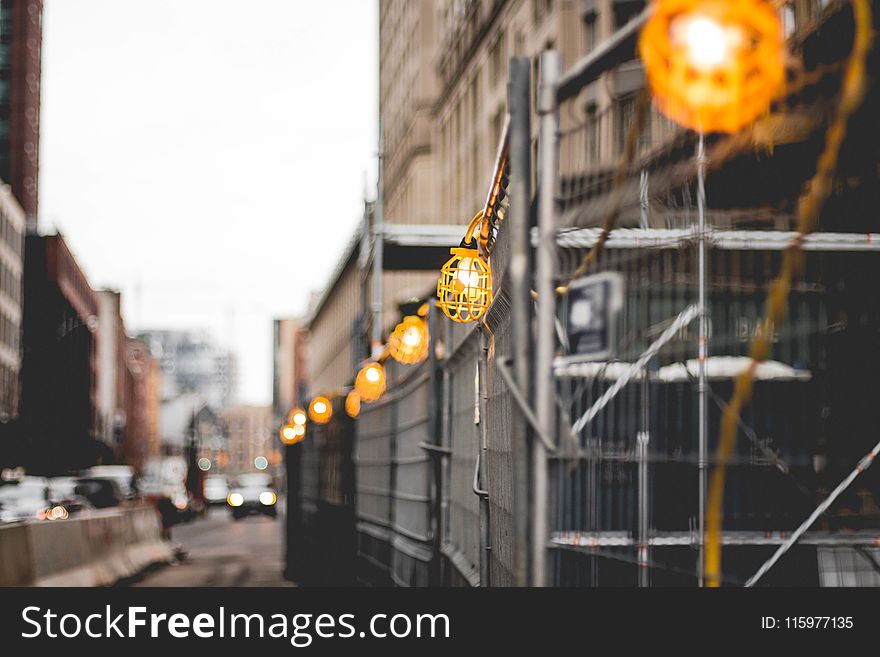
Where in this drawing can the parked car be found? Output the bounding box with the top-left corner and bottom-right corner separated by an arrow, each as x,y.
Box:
74,477 -> 124,509
203,475 -> 229,506
82,465 -> 136,500
0,476 -> 50,523
47,476 -> 94,516
227,473 -> 278,520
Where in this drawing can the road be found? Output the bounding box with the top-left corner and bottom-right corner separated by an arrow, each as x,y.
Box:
132,506 -> 294,587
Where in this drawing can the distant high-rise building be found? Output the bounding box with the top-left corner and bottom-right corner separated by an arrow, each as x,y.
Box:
138,329 -> 236,409
96,290 -> 127,450
124,337 -> 161,473
272,318 -> 308,424
20,233 -> 100,474
0,184 -> 23,440
223,405 -> 275,476
0,0 -> 43,226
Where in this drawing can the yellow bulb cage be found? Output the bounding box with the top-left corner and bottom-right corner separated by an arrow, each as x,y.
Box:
345,391 -> 361,418
639,0 -> 784,134
355,362 -> 386,402
308,395 -> 333,424
437,211 -> 493,323
437,246 -> 493,323
388,315 -> 429,364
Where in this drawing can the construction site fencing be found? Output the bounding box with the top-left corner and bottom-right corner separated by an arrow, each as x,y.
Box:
291,1 -> 880,587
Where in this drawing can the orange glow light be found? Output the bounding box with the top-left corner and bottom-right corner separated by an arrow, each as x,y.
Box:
355,362 -> 386,402
388,315 -> 429,364
345,391 -> 361,418
289,408 -> 307,426
308,396 -> 333,424
639,0 -> 784,133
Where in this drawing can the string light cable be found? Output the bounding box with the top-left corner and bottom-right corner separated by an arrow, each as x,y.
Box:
705,0 -> 873,587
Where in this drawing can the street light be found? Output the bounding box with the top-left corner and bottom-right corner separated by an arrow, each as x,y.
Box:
639,0 -> 784,133
355,362 -> 386,402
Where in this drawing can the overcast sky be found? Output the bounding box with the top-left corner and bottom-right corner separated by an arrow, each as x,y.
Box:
40,0 -> 379,405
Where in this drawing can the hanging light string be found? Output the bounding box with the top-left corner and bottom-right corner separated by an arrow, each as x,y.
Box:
705,0 -> 873,588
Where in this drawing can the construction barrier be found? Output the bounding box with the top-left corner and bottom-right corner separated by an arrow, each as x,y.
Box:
0,505 -> 174,587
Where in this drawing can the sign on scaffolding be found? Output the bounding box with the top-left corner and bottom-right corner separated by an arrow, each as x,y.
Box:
560,272 -> 624,363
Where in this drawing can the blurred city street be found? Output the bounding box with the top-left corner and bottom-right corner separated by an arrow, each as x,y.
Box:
132,507 -> 292,588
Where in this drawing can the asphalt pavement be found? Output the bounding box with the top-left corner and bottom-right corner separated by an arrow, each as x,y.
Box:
131,505 -> 294,587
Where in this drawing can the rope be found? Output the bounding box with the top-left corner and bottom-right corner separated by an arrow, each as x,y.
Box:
705,0 -> 874,587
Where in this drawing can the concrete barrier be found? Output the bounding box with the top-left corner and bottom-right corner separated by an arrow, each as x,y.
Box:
0,505 -> 174,587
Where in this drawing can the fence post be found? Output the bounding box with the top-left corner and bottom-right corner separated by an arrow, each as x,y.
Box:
427,299 -> 443,586
534,50 -> 560,587
508,57 -> 533,587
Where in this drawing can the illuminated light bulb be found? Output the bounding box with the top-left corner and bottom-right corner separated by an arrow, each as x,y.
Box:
389,315 -> 429,364
453,257 -> 481,294
355,362 -> 386,402
403,327 -> 421,347
292,423 -> 305,438
280,424 -> 300,444
679,16 -> 729,70
639,0 -> 784,134
289,408 -> 307,426
309,395 -> 333,424
437,246 -> 492,323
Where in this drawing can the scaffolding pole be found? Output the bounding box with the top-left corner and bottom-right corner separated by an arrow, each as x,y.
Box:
533,50 -> 560,587
508,57 -> 533,587
696,133 -> 708,587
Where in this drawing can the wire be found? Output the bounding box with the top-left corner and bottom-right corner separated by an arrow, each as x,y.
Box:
705,0 -> 874,588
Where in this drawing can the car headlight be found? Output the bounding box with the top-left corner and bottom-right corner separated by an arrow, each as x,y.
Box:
48,505 -> 68,520
227,493 -> 244,507
259,491 -> 276,506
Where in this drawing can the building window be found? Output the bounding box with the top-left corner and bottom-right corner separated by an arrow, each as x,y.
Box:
586,103 -> 599,164
584,11 -> 597,53
491,107 -> 504,152
616,94 -> 652,157
781,4 -> 796,37
515,30 -> 525,57
489,31 -> 506,85
533,0 -> 553,24
614,0 -> 645,29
